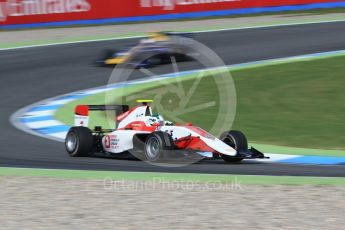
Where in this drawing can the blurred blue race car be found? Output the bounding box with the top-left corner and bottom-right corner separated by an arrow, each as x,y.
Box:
95,32 -> 195,68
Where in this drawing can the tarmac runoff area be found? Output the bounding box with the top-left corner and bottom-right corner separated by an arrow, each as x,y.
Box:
0,176 -> 344,229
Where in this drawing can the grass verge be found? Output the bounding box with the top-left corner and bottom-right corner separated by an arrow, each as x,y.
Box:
1,167 -> 345,185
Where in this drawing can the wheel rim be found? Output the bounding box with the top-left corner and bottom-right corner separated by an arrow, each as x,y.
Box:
66,132 -> 77,152
146,137 -> 160,160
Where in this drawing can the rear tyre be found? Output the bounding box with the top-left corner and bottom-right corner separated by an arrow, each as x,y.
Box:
219,130 -> 248,163
65,127 -> 94,157
144,132 -> 173,162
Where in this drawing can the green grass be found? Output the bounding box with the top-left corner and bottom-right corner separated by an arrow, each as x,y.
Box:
55,56 -> 345,156
1,167 -> 345,185
0,33 -> 145,49
250,143 -> 345,157
56,70 -> 219,130
233,56 -> 345,151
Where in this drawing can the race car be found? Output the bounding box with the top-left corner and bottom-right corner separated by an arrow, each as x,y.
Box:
95,32 -> 194,68
65,100 -> 267,163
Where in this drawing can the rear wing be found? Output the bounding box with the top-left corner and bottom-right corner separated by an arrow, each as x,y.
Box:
75,105 -> 129,127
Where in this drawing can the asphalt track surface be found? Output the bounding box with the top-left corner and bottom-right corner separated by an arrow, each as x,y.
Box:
1,21 -> 345,176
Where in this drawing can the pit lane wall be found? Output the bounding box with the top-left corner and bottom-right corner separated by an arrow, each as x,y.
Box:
1,0 -> 345,29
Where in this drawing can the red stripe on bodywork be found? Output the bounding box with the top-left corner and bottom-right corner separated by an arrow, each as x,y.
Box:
186,126 -> 216,140
174,136 -> 214,152
116,106 -> 138,122
118,121 -> 157,132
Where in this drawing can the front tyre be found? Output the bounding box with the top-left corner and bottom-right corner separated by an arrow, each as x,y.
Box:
144,132 -> 173,162
219,130 -> 248,163
65,127 -> 93,157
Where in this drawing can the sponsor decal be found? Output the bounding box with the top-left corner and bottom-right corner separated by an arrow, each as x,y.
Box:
105,134 -> 119,149
1,0 -> 340,26
0,0 -> 91,22
0,1 -> 6,21
104,135 -> 110,148
140,0 -> 240,11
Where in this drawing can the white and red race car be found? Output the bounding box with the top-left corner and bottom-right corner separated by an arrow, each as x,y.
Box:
65,100 -> 267,163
